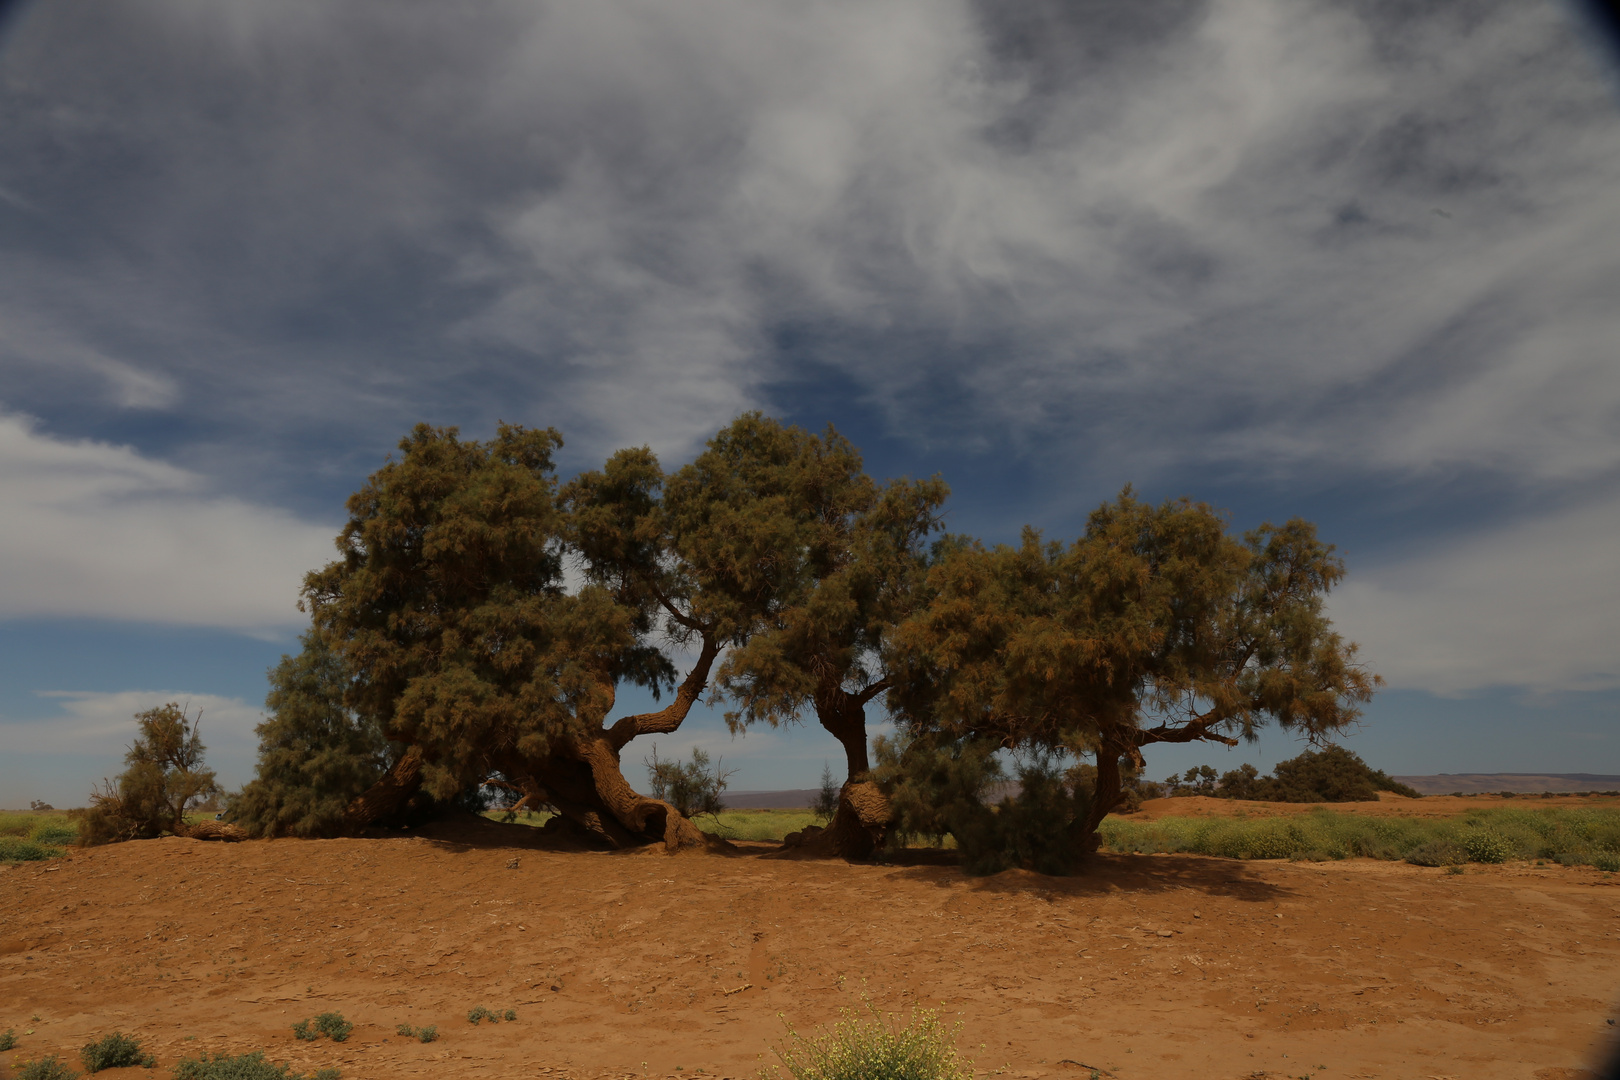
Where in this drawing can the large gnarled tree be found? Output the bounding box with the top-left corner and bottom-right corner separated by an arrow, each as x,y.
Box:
888,490 -> 1379,860
305,423 -> 714,849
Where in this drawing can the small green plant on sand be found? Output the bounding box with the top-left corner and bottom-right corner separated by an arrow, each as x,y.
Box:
14,1055 -> 81,1080
1,1027 -> 18,1050
173,1050 -> 339,1080
395,1024 -> 437,1043
764,1000 -> 972,1080
466,1006 -> 514,1025
292,1013 -> 352,1043
80,1032 -> 155,1072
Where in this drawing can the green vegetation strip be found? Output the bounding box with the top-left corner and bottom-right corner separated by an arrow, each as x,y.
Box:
1099,805 -> 1620,868
0,811 -> 77,862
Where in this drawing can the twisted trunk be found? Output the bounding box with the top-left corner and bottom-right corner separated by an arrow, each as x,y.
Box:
345,637 -> 721,849
791,682 -> 892,860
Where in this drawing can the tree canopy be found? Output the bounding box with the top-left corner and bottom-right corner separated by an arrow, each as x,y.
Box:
886,490 -> 1380,859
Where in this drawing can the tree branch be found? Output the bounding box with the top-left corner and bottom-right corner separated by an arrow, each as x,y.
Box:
607,632 -> 721,751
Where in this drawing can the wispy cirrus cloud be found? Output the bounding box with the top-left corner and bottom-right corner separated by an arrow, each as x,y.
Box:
0,0 -> 1614,700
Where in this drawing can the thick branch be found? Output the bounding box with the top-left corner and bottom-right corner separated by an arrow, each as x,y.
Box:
854,677 -> 890,708
607,632 -> 720,751
1133,715 -> 1241,748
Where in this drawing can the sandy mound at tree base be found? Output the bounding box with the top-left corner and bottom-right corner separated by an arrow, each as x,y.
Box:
2,824 -> 1616,1080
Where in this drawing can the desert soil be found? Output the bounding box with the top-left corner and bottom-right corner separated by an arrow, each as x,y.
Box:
3,809 -> 1618,1080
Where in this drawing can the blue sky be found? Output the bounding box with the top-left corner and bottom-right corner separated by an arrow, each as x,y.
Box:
2,0 -> 1618,807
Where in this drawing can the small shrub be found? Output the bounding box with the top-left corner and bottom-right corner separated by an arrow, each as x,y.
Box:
467,1006 -> 496,1025
415,1025 -> 437,1044
395,1024 -> 412,1037
502,1009 -> 516,1022
1462,829 -> 1512,864
173,1050 -> 340,1080
0,1027 -> 16,1050
80,1032 -> 153,1071
644,747 -> 734,819
292,1013 -> 351,1043
15,1056 -> 81,1080
1594,853 -> 1620,873
0,837 -> 66,862
312,1013 -> 351,1043
765,1001 -> 972,1080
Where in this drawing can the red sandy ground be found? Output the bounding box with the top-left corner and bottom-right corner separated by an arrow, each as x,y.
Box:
3,802 -> 1618,1080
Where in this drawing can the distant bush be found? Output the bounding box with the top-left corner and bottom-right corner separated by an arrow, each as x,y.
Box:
14,1055 -> 80,1080
765,1001 -> 971,1080
78,703 -> 219,845
173,1051 -> 339,1080
0,1027 -> 16,1051
812,764 -> 840,825
1210,747 -> 1422,803
644,747 -> 734,819
396,1024 -> 437,1043
79,1032 -> 153,1071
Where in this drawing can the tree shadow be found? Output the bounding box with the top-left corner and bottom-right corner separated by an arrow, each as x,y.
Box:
882,852 -> 1295,903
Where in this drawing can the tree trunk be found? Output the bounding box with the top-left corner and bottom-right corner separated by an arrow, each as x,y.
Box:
527,734 -> 707,851
343,744 -> 425,831
1069,731 -> 1144,858
792,687 -> 891,860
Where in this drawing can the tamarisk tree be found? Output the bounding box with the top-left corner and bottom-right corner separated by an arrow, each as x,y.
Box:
888,490 -> 1379,862
695,415 -> 947,858
305,422 -> 712,849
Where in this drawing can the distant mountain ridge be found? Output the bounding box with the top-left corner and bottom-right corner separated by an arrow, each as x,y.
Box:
1392,773 -> 1620,795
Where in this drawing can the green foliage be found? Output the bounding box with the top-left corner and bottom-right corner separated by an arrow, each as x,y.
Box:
0,812 -> 78,846
77,703 -> 219,845
1462,829 -> 1512,864
873,733 -> 1091,875
889,492 -> 1379,857
764,1001 -> 972,1080
1100,805 -> 1620,868
644,747 -> 733,818
681,415 -> 948,794
0,1028 -> 17,1051
79,1032 -> 153,1072
1213,746 -> 1421,802
228,631 -> 389,838
0,836 -> 67,862
291,1013 -> 351,1043
173,1051 -> 339,1080
14,1055 -> 80,1080
395,1024 -> 437,1043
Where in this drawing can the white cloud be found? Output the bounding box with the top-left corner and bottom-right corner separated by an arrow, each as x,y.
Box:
4,690 -> 262,757
0,690 -> 263,808
1326,491 -> 1620,696
0,411 -> 334,629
